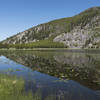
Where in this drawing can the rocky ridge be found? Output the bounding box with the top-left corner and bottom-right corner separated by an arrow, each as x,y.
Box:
1,7 -> 100,48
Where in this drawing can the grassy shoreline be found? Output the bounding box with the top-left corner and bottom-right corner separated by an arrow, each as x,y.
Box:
0,74 -> 62,100
0,74 -> 34,100
0,48 -> 100,51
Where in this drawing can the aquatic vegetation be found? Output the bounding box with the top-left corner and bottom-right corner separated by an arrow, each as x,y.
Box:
0,74 -> 33,100
0,74 -> 62,100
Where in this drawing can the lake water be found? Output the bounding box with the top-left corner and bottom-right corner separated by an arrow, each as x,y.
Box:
0,50 -> 100,100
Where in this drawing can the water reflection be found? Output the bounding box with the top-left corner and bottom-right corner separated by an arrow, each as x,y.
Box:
0,50 -> 100,100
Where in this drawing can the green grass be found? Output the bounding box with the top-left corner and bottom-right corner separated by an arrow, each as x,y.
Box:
0,74 -> 34,100
0,74 -> 61,100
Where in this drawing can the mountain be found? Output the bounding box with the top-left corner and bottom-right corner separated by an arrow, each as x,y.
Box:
1,7 -> 100,49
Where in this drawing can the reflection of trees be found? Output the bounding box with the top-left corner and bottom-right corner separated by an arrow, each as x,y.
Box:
0,51 -> 100,90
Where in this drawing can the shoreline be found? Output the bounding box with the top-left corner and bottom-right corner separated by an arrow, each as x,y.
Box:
0,48 -> 100,51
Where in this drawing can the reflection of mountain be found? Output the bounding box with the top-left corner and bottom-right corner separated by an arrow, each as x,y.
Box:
0,54 -> 100,100
0,50 -> 100,90
24,71 -> 100,100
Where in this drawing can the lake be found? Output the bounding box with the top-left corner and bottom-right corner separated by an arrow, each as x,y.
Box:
0,50 -> 100,100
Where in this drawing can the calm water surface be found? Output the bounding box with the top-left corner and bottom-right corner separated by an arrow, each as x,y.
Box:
0,50 -> 100,100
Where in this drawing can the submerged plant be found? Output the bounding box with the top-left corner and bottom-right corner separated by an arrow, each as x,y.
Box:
0,74 -> 33,100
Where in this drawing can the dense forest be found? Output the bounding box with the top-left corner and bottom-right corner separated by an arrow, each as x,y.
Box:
0,40 -> 65,49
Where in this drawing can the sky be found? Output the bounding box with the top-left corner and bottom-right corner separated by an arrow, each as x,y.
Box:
0,0 -> 100,41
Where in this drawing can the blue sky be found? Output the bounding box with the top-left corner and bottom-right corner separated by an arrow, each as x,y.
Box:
0,0 -> 100,41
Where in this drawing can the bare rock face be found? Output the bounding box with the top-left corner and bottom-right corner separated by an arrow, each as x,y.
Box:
53,16 -> 100,48
1,7 -> 100,49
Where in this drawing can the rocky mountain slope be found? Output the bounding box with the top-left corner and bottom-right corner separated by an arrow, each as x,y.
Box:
2,7 -> 100,48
